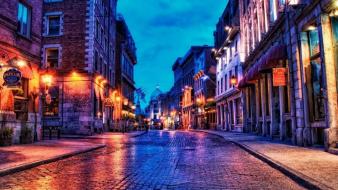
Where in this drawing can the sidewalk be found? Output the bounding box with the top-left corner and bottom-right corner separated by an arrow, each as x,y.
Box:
0,139 -> 105,177
196,130 -> 338,190
0,131 -> 146,177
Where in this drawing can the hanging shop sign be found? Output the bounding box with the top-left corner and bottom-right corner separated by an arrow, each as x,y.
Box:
104,98 -> 114,107
3,68 -> 22,88
272,68 -> 287,86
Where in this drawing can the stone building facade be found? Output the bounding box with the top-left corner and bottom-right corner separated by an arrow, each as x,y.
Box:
171,58 -> 183,127
42,0 -> 117,135
214,0 -> 245,132
114,14 -> 137,127
235,0 -> 337,151
193,47 -> 217,129
168,46 -> 215,130
0,0 -> 43,144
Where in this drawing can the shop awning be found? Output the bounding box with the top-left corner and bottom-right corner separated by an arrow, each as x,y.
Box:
246,63 -> 261,82
238,77 -> 249,88
258,44 -> 286,72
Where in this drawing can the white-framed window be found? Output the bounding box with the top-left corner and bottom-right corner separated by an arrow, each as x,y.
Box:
43,45 -> 61,68
17,2 -> 31,38
46,49 -> 59,68
44,12 -> 63,36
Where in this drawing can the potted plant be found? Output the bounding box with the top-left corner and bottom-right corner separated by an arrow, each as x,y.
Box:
20,124 -> 33,144
0,126 -> 14,146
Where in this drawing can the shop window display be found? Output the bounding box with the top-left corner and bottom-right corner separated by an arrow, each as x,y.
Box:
43,86 -> 59,117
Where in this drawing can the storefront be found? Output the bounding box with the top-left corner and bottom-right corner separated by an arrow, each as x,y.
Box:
294,0 -> 338,149
0,49 -> 41,145
239,44 -> 292,140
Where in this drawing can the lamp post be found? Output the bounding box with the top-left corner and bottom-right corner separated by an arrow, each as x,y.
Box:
230,75 -> 238,87
40,72 -> 53,138
30,88 -> 39,142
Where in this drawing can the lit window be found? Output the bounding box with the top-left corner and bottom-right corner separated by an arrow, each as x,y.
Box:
46,48 -> 59,68
17,2 -> 31,37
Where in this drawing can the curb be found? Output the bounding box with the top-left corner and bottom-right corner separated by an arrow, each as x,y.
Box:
0,144 -> 106,177
62,131 -> 147,139
130,131 -> 147,138
195,130 -> 331,190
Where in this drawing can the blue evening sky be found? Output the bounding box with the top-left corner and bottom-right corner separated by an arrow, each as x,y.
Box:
117,0 -> 228,104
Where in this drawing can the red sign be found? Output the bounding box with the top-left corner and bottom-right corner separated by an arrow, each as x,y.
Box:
273,68 -> 287,86
104,98 -> 114,107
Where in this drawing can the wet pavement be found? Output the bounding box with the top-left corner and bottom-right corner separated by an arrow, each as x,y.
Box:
0,131 -> 305,190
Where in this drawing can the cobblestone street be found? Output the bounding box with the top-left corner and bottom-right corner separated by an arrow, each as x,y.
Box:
0,131 -> 305,190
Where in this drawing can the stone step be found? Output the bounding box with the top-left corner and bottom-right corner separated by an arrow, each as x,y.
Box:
328,147 -> 338,155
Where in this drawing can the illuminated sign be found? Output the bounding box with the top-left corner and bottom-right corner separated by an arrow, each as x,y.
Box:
273,68 -> 287,86
104,98 -> 114,107
3,68 -> 22,88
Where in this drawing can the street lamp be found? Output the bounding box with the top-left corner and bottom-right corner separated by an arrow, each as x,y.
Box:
123,99 -> 128,106
230,75 -> 238,87
115,95 -> 121,102
41,74 -> 53,88
30,87 -> 39,142
40,72 -> 53,137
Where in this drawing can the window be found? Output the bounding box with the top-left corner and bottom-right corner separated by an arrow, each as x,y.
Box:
94,51 -> 98,71
332,17 -> 338,94
43,86 -> 59,117
270,0 -> 277,22
46,48 -> 59,68
235,40 -> 238,53
221,77 -> 223,93
308,28 -> 325,120
235,98 -> 243,124
96,20 -> 99,39
14,78 -> 29,121
224,74 -> 227,91
100,57 -> 103,74
47,15 -> 61,35
17,2 -> 31,37
229,70 -> 232,88
101,28 -> 104,45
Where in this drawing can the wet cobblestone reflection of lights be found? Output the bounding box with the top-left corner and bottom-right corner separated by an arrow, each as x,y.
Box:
0,131 -> 305,190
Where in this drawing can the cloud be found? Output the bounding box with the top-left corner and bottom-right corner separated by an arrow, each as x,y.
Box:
117,0 -> 228,104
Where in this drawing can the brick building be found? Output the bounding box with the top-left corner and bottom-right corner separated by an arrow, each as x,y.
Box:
42,0 -> 117,135
0,0 -> 43,144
